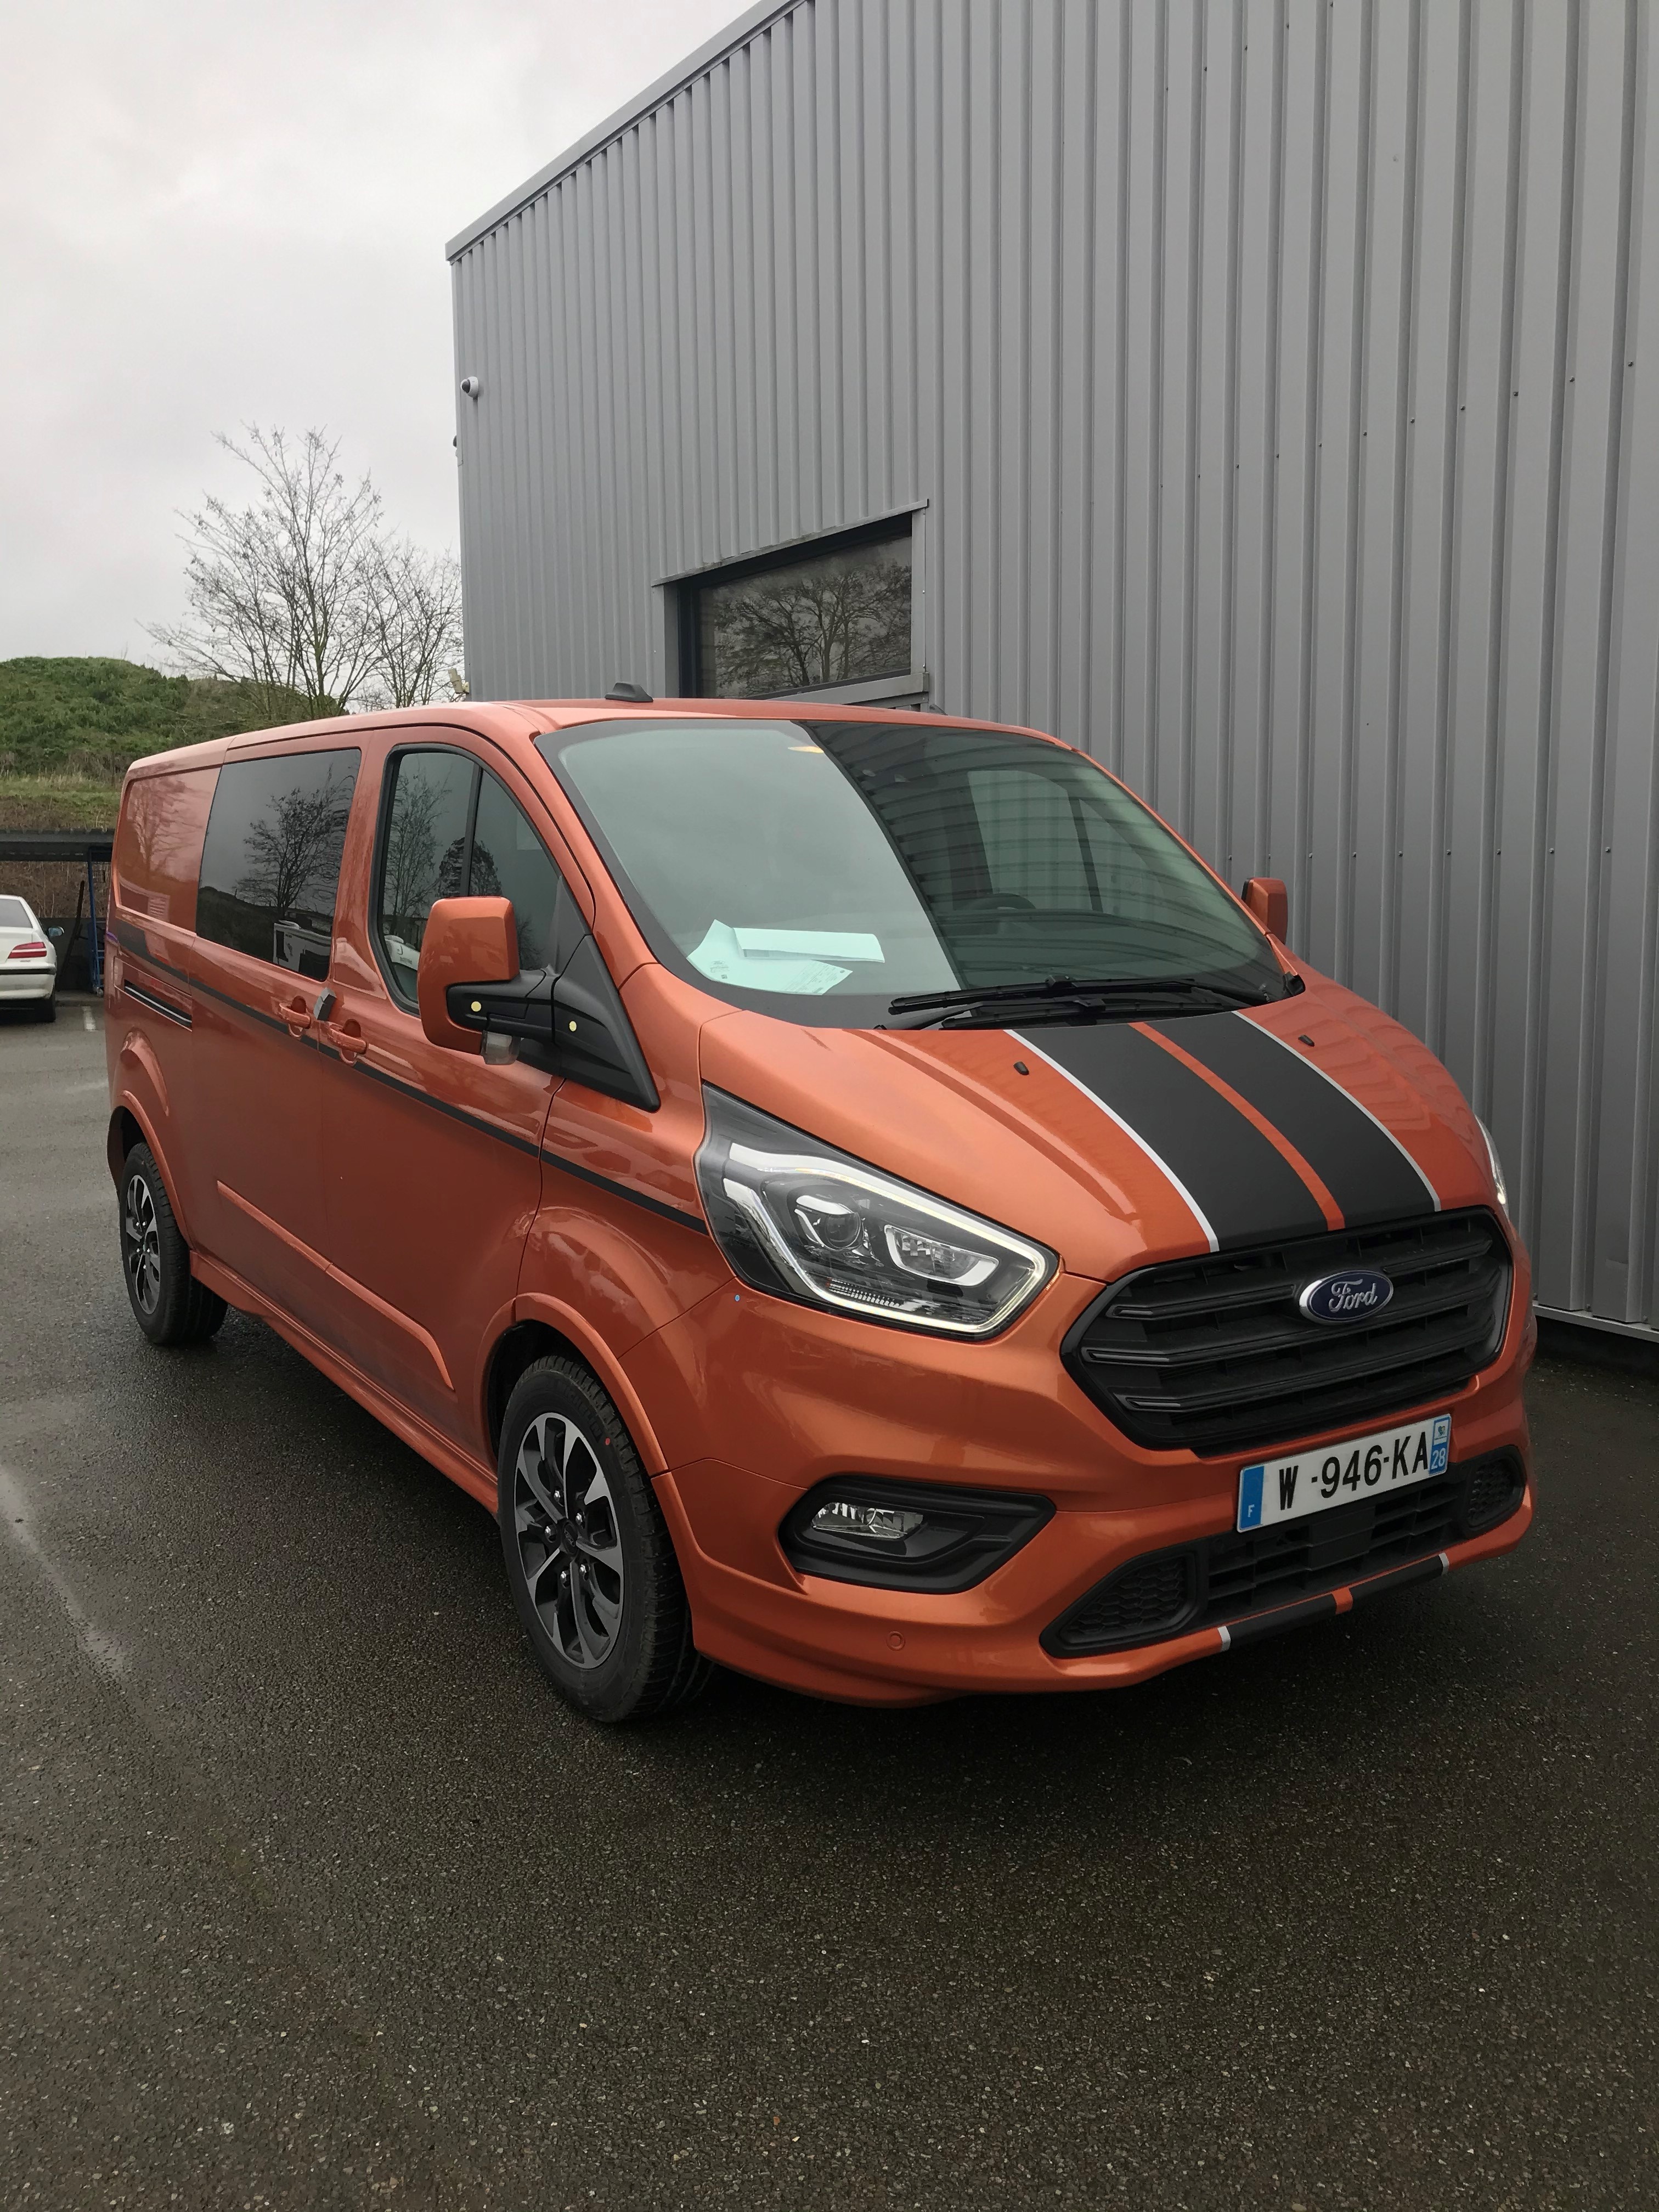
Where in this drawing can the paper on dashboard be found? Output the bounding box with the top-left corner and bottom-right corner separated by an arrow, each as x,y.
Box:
686,919 -> 852,996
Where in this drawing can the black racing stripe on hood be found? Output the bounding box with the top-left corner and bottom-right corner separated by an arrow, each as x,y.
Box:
1019,1023 -> 1330,1250
1144,1012 -> 1438,1227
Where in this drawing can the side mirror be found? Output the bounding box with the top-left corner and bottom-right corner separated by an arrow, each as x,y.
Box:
416,897 -> 520,1053
48,926 -> 65,940
416,893 -> 661,1112
1241,876 -> 1289,943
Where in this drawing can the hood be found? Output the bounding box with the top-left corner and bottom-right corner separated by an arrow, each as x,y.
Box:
697,970 -> 1501,1283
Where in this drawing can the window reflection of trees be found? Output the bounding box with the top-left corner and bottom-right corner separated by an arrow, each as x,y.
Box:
234,765 -> 354,924
378,758 -> 556,984
701,540 -> 910,697
381,768 -> 444,934
380,764 -> 470,956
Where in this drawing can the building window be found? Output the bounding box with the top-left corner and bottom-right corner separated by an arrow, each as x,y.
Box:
681,519 -> 913,698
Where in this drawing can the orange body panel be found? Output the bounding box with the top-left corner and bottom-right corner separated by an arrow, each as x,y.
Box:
104,699 -> 1536,1705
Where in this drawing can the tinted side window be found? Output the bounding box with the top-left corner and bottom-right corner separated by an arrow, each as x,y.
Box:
377,750 -> 476,1000
471,773 -> 561,971
375,752 -> 566,1001
113,767 -> 220,930
196,749 -> 360,979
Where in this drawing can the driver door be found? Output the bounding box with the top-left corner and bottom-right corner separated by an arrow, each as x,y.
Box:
316,741 -> 567,1455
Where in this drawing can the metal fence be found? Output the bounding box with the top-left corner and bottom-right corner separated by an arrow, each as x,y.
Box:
449,0 -> 1659,1342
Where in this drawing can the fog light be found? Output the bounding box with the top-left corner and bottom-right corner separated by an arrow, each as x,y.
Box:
782,1479 -> 1054,1593
809,1499 -> 923,1543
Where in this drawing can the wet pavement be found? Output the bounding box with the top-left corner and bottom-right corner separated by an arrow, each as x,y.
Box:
2,1000 -> 1655,2210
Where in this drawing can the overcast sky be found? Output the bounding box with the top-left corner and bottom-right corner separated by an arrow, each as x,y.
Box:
0,0 -> 741,665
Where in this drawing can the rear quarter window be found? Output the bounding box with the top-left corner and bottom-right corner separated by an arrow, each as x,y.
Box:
112,768 -> 221,932
196,749 -> 360,979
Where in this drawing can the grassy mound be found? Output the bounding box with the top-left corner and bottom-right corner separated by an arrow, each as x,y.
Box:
0,658 -> 315,783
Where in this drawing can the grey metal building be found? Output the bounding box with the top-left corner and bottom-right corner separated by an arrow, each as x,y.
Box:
447,0 -> 1659,1349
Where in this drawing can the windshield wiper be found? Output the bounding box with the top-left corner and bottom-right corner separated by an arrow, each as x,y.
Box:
883,974 -> 1274,1030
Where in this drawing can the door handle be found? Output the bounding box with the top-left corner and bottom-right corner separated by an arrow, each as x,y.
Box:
325,1018 -> 366,1064
278,994 -> 313,1037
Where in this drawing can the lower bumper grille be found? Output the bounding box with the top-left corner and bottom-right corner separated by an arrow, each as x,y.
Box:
1042,1449 -> 1526,1657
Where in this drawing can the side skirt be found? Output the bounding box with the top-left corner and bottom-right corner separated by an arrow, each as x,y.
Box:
189,1251 -> 498,1512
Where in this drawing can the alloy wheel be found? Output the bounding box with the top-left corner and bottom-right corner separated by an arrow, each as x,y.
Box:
512,1413 -> 625,1669
123,1173 -> 162,1316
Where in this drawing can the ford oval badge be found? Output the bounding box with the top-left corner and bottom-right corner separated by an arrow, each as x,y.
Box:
1298,1267 -> 1395,1324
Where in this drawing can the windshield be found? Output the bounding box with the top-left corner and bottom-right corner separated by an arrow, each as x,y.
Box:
541,718 -> 1285,1025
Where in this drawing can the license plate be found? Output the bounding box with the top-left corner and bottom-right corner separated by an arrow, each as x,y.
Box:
1236,1414 -> 1452,1533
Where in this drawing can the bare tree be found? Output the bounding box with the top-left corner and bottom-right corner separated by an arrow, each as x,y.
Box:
360,539 -> 465,708
148,427 -> 464,720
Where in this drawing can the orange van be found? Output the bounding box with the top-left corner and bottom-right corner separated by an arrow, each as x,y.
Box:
105,702 -> 1533,1719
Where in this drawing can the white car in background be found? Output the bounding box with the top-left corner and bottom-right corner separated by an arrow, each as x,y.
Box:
0,895 -> 59,1022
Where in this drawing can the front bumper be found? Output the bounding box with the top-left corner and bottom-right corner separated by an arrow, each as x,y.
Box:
627,1265 -> 1537,1705
656,1470 -> 1532,1703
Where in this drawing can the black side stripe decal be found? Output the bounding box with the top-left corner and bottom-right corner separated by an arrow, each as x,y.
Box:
348,1055 -> 705,1229
115,925 -> 303,1037
1013,1023 -> 1329,1251
345,1054 -> 543,1156
191,972 -> 291,1034
539,1147 -> 708,1234
113,918 -> 703,1233
111,918 -> 160,962
111,921 -> 192,989
1147,1013 -> 1439,1227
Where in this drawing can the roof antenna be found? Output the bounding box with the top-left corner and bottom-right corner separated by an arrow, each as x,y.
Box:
605,679 -> 654,703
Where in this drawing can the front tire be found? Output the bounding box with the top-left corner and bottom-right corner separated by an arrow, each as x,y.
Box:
119,1142 -> 227,1347
497,1357 -> 710,1724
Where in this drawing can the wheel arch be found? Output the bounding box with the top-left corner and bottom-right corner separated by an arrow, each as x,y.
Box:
107,1092 -> 202,1253
486,1299 -> 668,1476
106,1103 -> 146,1184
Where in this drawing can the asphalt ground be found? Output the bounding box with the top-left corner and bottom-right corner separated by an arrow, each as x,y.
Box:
2,999 -> 1655,2212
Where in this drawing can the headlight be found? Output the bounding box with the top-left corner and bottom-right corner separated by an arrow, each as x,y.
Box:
1475,1115 -> 1509,1214
695,1087 -> 1057,1336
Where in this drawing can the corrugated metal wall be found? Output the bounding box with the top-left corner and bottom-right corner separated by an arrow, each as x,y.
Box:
450,0 -> 1659,1341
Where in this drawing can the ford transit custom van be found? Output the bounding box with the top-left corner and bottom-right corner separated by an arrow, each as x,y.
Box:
105,703 -> 1533,1720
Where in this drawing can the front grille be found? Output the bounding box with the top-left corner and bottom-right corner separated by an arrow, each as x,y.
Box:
1064,1209 -> 1512,1457
1044,1449 -> 1526,1656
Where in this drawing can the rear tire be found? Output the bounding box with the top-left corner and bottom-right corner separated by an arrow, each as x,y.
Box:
29,993 -> 57,1023
497,1356 -> 712,1724
119,1142 -> 227,1347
